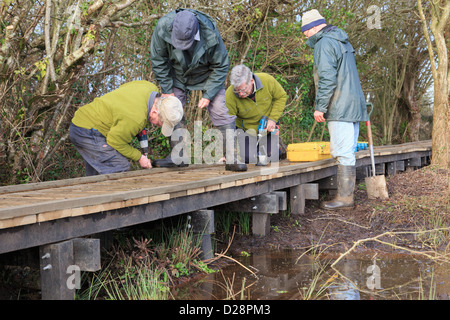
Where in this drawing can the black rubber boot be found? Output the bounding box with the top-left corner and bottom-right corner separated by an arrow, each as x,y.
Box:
279,138 -> 287,160
216,123 -> 247,172
152,122 -> 189,168
321,165 -> 356,210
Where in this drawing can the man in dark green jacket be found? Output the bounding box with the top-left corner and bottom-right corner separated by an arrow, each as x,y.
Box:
302,9 -> 368,210
150,8 -> 246,171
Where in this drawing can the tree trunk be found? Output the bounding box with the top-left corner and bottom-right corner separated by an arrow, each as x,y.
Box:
417,0 -> 449,170
431,31 -> 449,169
403,74 -> 421,141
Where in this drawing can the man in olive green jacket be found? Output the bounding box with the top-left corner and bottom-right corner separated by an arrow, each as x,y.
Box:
302,9 -> 368,210
226,64 -> 287,165
150,9 -> 246,171
69,81 -> 183,176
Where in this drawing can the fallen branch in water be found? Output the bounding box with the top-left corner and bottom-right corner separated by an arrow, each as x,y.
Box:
214,253 -> 259,279
201,227 -> 259,277
330,227 -> 450,269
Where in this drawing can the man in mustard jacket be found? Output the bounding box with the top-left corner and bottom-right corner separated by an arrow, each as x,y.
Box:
69,81 -> 183,176
225,64 -> 287,165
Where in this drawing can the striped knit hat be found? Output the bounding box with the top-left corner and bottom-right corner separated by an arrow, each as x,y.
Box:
301,9 -> 326,32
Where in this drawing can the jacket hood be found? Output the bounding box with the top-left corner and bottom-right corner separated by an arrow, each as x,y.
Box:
306,25 -> 349,48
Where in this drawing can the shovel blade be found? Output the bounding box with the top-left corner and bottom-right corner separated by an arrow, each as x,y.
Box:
365,175 -> 389,200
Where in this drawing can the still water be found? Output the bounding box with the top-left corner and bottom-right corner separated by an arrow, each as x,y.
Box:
174,249 -> 449,300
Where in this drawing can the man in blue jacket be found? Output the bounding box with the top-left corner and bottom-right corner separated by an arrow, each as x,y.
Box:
150,8 -> 246,171
302,9 -> 368,210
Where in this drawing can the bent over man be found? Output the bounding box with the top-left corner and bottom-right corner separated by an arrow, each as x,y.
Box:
302,9 -> 368,210
150,8 -> 246,171
69,80 -> 183,176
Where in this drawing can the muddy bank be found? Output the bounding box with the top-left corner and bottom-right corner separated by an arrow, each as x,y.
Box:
224,166 -> 449,256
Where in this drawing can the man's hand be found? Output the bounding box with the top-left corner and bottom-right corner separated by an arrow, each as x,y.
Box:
266,119 -> 277,132
314,110 -> 326,123
198,98 -> 210,109
139,155 -> 152,169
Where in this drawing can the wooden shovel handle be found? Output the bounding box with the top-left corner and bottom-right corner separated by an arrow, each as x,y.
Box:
366,121 -> 374,147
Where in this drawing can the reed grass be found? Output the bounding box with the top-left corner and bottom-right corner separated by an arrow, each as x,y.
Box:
77,219 -> 216,300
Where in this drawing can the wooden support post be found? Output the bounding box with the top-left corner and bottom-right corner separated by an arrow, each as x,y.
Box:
222,193 -> 279,214
386,162 -> 396,176
406,157 -> 421,168
356,166 -> 368,181
272,191 -> 287,211
252,192 -> 285,236
72,238 -> 101,272
190,210 -> 214,260
396,160 -> 405,172
248,193 -> 279,237
290,184 -> 319,215
375,163 -> 385,175
40,240 -> 75,300
318,175 -> 337,196
252,213 -> 271,237
220,193 -> 280,237
421,156 -> 429,167
39,238 -> 101,300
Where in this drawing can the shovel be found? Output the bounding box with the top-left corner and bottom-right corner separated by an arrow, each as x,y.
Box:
365,103 -> 389,200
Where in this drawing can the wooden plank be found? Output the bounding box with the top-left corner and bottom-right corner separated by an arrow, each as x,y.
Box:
0,140 -> 431,197
205,184 -> 221,192
0,200 -> 29,208
36,194 -> 170,225
0,141 -> 433,228
0,158 -> 358,221
220,181 -> 236,189
0,214 -> 37,229
1,180 -> 270,253
0,165 -> 201,195
0,140 -> 432,253
235,177 -> 256,186
148,194 -> 170,202
37,201 -> 126,223
187,187 -> 206,196
169,190 -> 187,198
2,189 -> 107,201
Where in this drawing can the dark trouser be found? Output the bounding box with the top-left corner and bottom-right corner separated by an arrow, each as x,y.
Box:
153,88 -> 237,168
236,129 -> 281,164
173,87 -> 236,127
69,123 -> 130,176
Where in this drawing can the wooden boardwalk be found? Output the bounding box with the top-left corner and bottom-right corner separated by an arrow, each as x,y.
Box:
0,140 -> 432,255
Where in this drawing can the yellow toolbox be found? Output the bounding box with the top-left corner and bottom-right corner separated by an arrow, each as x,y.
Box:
287,142 -> 332,162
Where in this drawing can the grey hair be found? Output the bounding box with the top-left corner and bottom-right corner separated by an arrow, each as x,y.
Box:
230,64 -> 253,88
152,96 -> 163,123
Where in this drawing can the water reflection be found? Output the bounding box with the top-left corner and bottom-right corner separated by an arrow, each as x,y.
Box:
173,249 -> 446,300
329,280 -> 360,300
